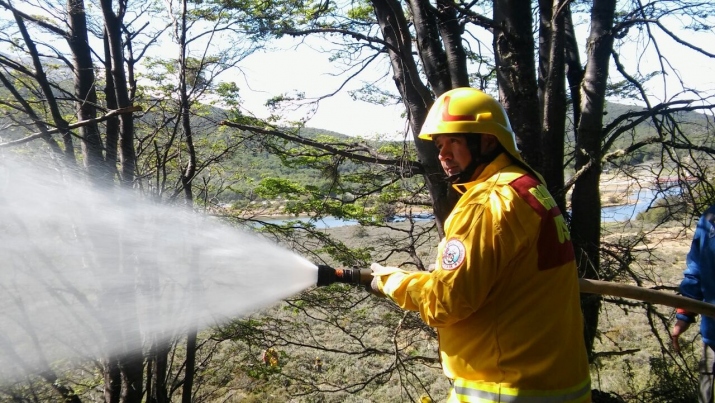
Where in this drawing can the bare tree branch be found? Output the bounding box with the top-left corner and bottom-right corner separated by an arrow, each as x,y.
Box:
0,106 -> 142,148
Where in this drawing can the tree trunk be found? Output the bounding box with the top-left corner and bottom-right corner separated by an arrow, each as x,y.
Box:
103,31 -> 120,180
373,0 -> 457,233
181,329 -> 197,403
99,7 -> 144,400
100,0 -> 136,186
492,0 -> 542,175
572,0 -> 616,359
13,12 -> 76,164
539,0 -> 568,210
563,7 -> 584,138
177,0 -> 198,396
104,357 -> 121,403
147,342 -> 169,403
67,0 -> 107,183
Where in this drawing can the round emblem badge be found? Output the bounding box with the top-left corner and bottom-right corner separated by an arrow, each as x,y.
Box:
441,238 -> 466,270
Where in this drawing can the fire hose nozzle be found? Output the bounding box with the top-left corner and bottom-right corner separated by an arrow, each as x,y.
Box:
316,265 -> 373,287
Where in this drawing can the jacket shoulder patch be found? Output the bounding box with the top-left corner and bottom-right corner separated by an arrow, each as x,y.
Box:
441,238 -> 466,270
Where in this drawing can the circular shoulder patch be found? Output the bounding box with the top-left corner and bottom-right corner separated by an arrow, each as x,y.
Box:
441,238 -> 466,270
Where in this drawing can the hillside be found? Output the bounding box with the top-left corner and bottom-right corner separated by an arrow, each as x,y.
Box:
2,101 -> 710,190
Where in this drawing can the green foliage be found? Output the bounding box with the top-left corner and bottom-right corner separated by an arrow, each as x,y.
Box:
255,177 -> 307,199
346,1 -> 374,21
210,286 -> 449,402
215,81 -> 242,108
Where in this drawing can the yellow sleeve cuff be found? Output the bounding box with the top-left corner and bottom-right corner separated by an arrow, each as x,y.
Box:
380,272 -> 408,299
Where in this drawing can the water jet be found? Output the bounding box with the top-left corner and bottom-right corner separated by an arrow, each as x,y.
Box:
0,154 -> 318,383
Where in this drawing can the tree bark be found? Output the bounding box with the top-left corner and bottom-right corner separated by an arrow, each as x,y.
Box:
13,11 -> 76,164
104,357 -> 121,403
100,0 -> 136,186
177,0 -> 198,397
492,0 -> 542,175
572,0 -> 616,360
540,0 -> 568,210
68,0 -> 105,183
103,31 -> 120,180
372,0 -> 457,234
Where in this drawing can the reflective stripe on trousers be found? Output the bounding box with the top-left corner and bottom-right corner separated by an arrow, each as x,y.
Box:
447,378 -> 591,403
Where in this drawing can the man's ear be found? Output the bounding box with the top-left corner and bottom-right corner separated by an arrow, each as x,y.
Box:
482,134 -> 499,153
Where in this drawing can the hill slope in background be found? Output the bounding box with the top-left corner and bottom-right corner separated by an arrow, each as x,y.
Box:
1,101 -> 711,194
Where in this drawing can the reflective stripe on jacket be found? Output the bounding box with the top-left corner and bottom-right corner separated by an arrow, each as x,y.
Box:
375,154 -> 591,398
448,377 -> 591,402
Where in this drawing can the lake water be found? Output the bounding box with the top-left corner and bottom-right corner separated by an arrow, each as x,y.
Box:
255,193 -> 655,229
258,216 -> 360,229
601,188 -> 658,223
255,214 -> 436,229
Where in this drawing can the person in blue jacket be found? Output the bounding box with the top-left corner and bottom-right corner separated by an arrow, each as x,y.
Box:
672,204 -> 715,403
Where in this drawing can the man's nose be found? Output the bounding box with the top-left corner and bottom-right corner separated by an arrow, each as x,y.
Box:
438,146 -> 451,161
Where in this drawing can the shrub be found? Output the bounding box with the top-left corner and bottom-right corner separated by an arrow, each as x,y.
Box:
352,225 -> 369,238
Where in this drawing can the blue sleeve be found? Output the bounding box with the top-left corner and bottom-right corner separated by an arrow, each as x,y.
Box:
680,214 -> 709,303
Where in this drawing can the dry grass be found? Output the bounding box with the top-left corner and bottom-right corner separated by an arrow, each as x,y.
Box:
590,223 -> 698,396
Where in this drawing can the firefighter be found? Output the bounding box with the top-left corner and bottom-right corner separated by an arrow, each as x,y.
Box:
262,347 -> 279,368
313,356 -> 322,372
369,88 -> 591,402
672,204 -> 715,403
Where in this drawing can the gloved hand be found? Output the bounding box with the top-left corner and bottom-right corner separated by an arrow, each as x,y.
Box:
368,263 -> 403,297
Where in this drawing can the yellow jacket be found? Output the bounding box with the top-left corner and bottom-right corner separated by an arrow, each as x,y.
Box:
375,154 -> 591,402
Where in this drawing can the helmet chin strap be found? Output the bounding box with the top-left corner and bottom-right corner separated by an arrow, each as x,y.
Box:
446,136 -> 503,184
446,159 -> 480,184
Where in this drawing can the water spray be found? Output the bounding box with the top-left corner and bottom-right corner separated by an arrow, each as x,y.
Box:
0,154 -> 320,384
316,265 -> 372,287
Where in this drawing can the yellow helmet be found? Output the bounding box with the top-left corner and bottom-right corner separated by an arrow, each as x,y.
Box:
418,87 -> 522,163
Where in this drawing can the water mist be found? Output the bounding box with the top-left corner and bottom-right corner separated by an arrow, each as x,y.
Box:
0,154 -> 318,383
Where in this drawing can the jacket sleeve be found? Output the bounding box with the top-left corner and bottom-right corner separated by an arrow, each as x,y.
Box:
678,214 -> 707,321
376,188 -> 532,327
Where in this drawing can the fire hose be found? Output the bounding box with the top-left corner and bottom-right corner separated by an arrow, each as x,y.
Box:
316,265 -> 715,318
578,278 -> 715,318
